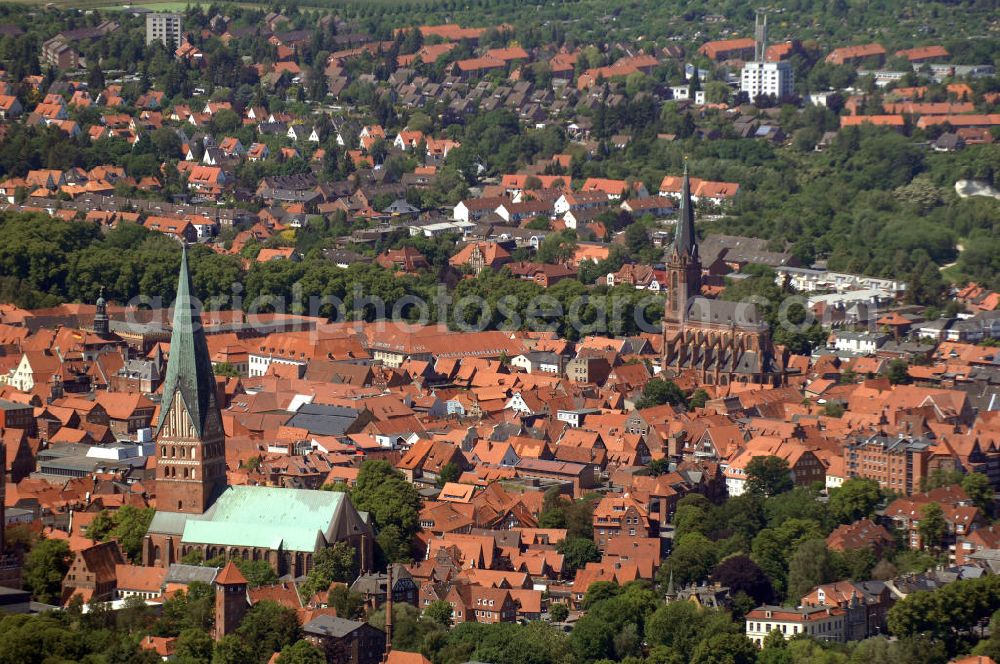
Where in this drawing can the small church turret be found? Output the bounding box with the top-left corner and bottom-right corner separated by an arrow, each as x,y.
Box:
93,287 -> 110,338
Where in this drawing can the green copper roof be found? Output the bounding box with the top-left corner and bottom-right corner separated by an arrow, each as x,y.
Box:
157,246 -> 220,436
671,162 -> 698,261
179,485 -> 360,552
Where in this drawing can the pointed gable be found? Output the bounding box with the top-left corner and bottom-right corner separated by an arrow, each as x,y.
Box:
158,247 -> 221,437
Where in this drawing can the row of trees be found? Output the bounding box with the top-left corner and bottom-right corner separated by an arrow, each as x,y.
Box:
358,574 -> 979,664
0,213 -> 669,342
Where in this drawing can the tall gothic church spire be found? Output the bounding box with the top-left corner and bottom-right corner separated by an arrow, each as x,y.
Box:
664,162 -> 702,326
671,161 -> 698,262
156,246 -> 226,514
158,246 -> 218,437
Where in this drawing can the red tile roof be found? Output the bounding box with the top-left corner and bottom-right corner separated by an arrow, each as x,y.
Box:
216,561 -> 247,585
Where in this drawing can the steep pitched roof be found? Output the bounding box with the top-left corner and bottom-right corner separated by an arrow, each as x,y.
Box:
157,247 -> 221,437
671,164 -> 697,261
216,561 -> 247,585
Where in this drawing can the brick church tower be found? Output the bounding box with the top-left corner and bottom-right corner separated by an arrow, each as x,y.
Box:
661,166 -> 787,386
155,246 -> 227,514
214,562 -> 249,640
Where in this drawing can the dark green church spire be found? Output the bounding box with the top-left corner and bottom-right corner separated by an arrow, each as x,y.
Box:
157,246 -> 219,436
671,160 -> 698,262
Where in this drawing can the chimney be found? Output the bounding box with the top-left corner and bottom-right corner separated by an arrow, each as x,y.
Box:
384,565 -> 394,660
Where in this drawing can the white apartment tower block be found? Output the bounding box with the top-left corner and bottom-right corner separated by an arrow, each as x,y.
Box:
740,13 -> 794,103
147,13 -> 183,49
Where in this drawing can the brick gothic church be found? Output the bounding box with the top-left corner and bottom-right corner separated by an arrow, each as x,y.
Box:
661,167 -> 789,386
144,248 -> 373,577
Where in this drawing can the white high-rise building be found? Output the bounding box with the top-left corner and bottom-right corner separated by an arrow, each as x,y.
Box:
739,12 -> 794,103
146,13 -> 183,49
741,61 -> 794,102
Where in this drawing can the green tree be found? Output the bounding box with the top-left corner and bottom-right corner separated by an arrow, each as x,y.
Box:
326,585 -> 365,620
558,537 -> 601,572
425,599 -> 454,627
154,581 -> 215,636
214,362 -> 241,378
211,108 -> 241,135
300,541 -> 357,600
961,472 -> 993,513
751,518 -> 824,597
87,61 -> 105,93
550,603 -> 569,622
647,602 -> 739,661
917,502 -> 947,552
117,594 -> 150,633
745,456 -> 793,498
829,478 -> 883,524
688,388 -> 709,409
888,574 -> 1000,654
635,378 -> 685,409
823,402 -> 845,417
535,229 -> 577,264
887,359 -> 911,385
236,600 -> 301,664
350,461 -> 421,563
922,468 -> 965,491
570,612 -> 615,661
972,609 -> 1000,661
85,510 -> 115,540
151,126 -> 183,161
583,581 -> 620,609
525,216 -> 551,230
763,486 -> 830,530
711,555 -> 775,605
23,538 -> 72,604
786,539 -> 836,602
235,559 -> 279,588
834,546 -> 878,581
659,533 -> 717,587
81,506 -> 154,563
175,627 -> 214,662
212,634 -> 254,664
275,640 -> 325,664
436,462 -> 461,487
109,506 -> 156,563
369,603 -> 443,653
690,633 -> 757,664
181,549 -> 206,565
